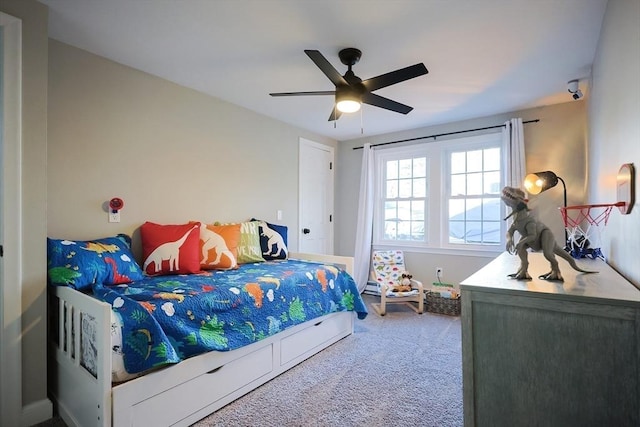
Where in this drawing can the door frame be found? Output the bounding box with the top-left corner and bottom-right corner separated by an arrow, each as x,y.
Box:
0,11 -> 23,427
298,138 -> 334,254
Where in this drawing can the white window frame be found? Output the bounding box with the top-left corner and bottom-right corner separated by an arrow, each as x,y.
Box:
372,132 -> 505,255
373,144 -> 431,248
441,134 -> 506,252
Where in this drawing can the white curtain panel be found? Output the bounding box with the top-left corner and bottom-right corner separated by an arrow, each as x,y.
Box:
503,118 -> 526,188
353,144 -> 375,293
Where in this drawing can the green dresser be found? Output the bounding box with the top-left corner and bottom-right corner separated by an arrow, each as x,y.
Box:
461,252 -> 640,427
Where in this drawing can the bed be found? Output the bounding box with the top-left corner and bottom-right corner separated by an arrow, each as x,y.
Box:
49,251 -> 366,427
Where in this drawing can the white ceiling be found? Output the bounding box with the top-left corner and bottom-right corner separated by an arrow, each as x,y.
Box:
40,0 -> 608,141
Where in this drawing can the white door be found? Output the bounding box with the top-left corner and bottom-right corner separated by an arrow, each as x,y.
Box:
298,138 -> 334,254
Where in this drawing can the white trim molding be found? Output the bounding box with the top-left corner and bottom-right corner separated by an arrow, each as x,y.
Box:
21,399 -> 53,427
0,11 -> 23,427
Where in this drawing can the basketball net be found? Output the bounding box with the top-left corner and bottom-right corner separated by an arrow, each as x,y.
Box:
559,203 -> 620,260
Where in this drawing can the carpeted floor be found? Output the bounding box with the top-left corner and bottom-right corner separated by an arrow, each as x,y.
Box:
38,294 -> 463,427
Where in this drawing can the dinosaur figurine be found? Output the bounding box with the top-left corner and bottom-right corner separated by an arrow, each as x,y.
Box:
501,186 -> 597,281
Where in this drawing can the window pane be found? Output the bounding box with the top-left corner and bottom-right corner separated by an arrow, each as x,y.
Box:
465,199 -> 483,220
413,157 -> 426,177
387,160 -> 398,179
451,152 -> 465,174
482,198 -> 501,221
397,221 -> 411,240
386,180 -> 398,198
399,179 -> 412,198
449,220 -> 465,242
398,201 -> 411,220
465,221 -> 483,242
482,221 -> 501,244
467,150 -> 483,172
484,147 -> 500,171
411,222 -> 424,241
384,201 -> 397,220
484,171 -> 501,194
451,175 -> 465,196
399,159 -> 412,178
413,178 -> 426,197
384,220 -> 398,239
411,200 -> 425,220
467,173 -> 483,195
449,199 -> 465,218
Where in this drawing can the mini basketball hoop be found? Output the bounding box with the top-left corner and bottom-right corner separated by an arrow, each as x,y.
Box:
559,202 -> 624,260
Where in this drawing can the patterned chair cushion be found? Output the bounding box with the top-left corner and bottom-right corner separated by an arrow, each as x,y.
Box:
372,250 -> 406,289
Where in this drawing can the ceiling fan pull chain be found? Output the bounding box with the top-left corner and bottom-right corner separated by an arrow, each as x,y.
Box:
360,108 -> 364,134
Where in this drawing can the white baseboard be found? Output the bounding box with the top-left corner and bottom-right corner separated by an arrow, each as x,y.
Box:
22,398 -> 53,427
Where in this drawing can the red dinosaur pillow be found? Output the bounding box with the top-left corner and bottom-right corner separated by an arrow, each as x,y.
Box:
140,222 -> 201,276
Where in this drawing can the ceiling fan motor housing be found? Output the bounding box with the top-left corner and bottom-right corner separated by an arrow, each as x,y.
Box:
339,48 -> 362,66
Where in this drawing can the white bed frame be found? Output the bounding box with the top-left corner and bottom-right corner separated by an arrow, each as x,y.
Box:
50,253 -> 356,427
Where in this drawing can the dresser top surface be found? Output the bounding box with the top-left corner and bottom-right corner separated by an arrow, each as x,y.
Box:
460,252 -> 640,304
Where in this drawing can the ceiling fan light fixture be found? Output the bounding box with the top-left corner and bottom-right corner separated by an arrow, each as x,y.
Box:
336,98 -> 361,113
335,88 -> 362,113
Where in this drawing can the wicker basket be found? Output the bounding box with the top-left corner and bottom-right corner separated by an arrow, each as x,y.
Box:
426,292 -> 461,316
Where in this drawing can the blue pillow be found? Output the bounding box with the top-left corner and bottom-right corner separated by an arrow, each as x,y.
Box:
47,234 -> 144,290
251,219 -> 288,260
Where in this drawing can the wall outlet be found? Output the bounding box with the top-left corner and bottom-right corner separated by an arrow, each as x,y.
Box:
108,211 -> 121,223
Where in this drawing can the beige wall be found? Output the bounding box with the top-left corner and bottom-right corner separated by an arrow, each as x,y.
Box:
47,40 -> 336,260
0,0 -> 50,423
588,0 -> 640,287
335,101 -> 588,287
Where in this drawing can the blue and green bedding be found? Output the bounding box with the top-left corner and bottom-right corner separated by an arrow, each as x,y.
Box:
92,259 -> 367,374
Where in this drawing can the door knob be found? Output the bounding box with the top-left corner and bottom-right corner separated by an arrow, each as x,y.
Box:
302,228 -> 311,234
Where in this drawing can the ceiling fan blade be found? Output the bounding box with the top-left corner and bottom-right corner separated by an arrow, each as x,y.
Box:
362,92 -> 413,114
362,63 -> 428,92
305,50 -> 348,87
328,107 -> 342,122
270,91 -> 335,97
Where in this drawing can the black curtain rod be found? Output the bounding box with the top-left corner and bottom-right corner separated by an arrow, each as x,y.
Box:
353,119 -> 540,150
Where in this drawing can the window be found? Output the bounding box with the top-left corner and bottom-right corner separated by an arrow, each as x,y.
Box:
373,133 -> 504,252
447,145 -> 502,246
381,154 -> 427,242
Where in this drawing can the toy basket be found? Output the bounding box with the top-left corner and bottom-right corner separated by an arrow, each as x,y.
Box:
426,292 -> 461,316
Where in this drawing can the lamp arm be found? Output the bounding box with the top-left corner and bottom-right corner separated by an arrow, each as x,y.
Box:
557,176 -> 567,208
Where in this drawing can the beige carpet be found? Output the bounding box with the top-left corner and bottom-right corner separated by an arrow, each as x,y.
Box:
192,294 -> 462,426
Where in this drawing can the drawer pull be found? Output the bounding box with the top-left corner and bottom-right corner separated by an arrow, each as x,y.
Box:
206,365 -> 224,374
314,321 -> 323,326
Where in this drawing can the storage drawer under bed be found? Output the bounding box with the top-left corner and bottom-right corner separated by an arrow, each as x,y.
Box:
280,313 -> 351,365
129,344 -> 273,426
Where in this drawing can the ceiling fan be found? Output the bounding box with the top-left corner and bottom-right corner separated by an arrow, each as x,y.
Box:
269,48 -> 428,121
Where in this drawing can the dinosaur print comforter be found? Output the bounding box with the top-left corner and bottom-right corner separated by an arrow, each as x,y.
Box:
92,259 -> 367,374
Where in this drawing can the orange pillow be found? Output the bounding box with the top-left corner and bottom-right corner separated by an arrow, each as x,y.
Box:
140,222 -> 201,276
199,223 -> 240,270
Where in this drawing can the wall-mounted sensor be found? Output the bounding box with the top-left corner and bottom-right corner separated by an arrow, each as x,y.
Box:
567,79 -> 583,100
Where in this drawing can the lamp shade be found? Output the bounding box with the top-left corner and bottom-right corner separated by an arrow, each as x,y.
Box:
523,171 -> 559,195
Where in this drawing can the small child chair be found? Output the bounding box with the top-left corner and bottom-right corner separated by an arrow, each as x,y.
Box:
371,250 -> 424,316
